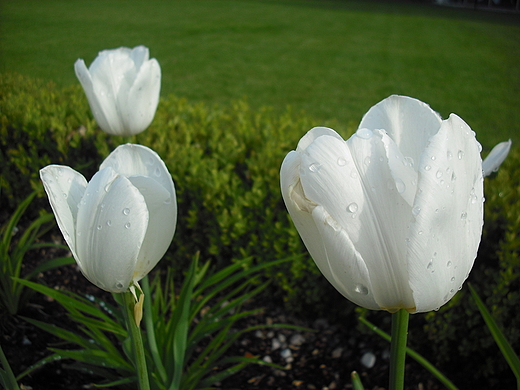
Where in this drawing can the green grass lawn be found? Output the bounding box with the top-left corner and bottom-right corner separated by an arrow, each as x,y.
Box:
1,0 -> 519,148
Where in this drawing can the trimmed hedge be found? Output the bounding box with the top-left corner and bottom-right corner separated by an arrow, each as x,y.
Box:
1,72 -> 518,388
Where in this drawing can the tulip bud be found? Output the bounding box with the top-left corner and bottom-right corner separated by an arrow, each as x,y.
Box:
40,144 -> 176,293
281,95 -> 485,313
482,139 -> 512,177
75,46 -> 161,136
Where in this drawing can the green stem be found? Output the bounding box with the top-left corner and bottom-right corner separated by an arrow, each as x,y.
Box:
389,309 -> 410,390
0,343 -> 20,390
122,291 -> 150,390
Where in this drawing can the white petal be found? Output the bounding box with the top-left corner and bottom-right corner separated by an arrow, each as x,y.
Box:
281,150 -> 379,310
74,59 -> 115,134
298,128 -> 414,311
100,144 -> 176,201
359,95 -> 442,166
75,167 -> 149,292
482,139 -> 512,177
407,114 -> 484,312
128,175 -> 176,281
129,45 -> 150,71
40,165 -> 87,264
123,58 -> 161,135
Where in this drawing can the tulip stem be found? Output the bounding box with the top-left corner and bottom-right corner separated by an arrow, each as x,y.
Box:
122,291 -> 150,390
389,309 -> 410,390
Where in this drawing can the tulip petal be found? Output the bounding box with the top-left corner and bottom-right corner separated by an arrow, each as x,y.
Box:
407,114 -> 484,312
128,175 -> 175,281
482,139 -> 512,177
359,95 -> 442,166
100,144 -> 176,202
124,58 -> 161,134
40,165 -> 87,265
297,127 -> 415,311
74,59 -> 116,134
281,149 -> 379,310
76,167 -> 149,292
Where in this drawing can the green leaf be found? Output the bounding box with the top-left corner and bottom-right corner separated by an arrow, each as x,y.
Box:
351,371 -> 364,390
469,283 -> 520,386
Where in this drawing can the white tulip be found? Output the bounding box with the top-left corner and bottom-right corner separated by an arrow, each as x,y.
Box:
281,95 -> 485,313
482,139 -> 512,177
40,144 -> 176,293
75,46 -> 161,136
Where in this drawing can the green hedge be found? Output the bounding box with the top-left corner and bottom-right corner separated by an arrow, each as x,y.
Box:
0,72 -> 341,314
1,73 -> 518,388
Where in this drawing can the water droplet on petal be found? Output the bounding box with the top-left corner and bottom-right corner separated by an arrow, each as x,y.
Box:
451,277 -> 455,282
412,206 -> 421,216
461,212 -> 467,220
63,192 -> 68,198
427,261 -> 434,272
104,184 -> 111,193
354,284 -> 369,295
123,208 -> 130,216
458,150 -> 464,160
447,261 -> 452,268
356,128 -> 373,139
97,225 -> 102,230
115,281 -> 125,290
106,220 -> 112,226
431,155 -> 436,161
347,202 -> 358,213
125,222 -> 131,229
154,167 -> 161,177
364,156 -> 371,166
309,163 -> 321,173
447,151 -> 453,160
337,157 -> 347,166
424,165 -> 431,171
436,170 -> 443,179
350,170 -> 358,179
395,178 -> 406,193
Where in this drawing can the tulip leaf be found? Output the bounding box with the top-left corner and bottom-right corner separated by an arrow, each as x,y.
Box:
351,371 -> 365,390
469,284 -> 520,386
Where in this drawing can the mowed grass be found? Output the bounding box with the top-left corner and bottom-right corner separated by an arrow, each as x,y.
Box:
1,0 -> 519,148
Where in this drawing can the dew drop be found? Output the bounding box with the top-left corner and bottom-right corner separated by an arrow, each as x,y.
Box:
347,202 -> 358,213
447,150 -> 453,160
97,225 -> 102,230
424,165 -> 431,171
115,281 -> 125,290
457,150 -> 464,160
395,178 -> 406,193
364,156 -> 371,166
356,128 -> 373,139
309,163 -> 321,173
461,212 -> 467,220
337,157 -> 347,166
104,184 -> 111,193
403,156 -> 414,167
427,261 -> 434,272
62,192 -> 68,199
431,155 -> 436,161
412,206 -> 421,216
354,284 -> 369,295
350,170 -> 358,179
122,208 -> 130,216
154,167 -> 161,177
447,261 -> 452,268
436,170 -> 443,179
125,222 -> 131,229
106,220 -> 112,227
451,277 -> 455,282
